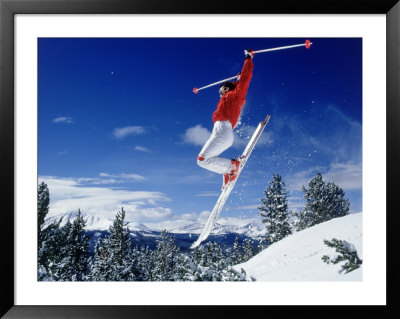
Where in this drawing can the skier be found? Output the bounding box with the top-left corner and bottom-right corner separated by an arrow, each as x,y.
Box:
197,49 -> 254,190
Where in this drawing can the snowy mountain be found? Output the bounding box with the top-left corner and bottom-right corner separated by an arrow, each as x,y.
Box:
234,213 -> 362,281
169,222 -> 267,238
46,213 -> 266,239
168,222 -> 204,234
126,221 -> 154,232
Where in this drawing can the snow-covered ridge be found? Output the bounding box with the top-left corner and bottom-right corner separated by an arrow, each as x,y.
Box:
45,213 -> 267,238
168,221 -> 266,237
234,213 -> 362,281
46,213 -> 158,232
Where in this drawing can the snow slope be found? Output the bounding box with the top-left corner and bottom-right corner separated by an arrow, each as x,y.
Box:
234,213 -> 362,281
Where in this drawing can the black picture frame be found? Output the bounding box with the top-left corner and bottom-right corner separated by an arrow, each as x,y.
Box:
1,0 -> 398,318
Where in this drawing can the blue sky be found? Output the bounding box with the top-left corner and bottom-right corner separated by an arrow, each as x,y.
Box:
38,38 -> 362,229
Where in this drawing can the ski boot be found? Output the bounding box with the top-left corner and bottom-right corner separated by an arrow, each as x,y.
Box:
222,173 -> 230,191
222,158 -> 243,190
228,159 -> 241,183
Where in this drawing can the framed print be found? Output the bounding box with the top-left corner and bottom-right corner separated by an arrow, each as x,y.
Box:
1,0 -> 399,318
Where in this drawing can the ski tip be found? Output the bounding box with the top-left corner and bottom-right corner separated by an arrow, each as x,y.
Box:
263,114 -> 271,124
193,87 -> 199,94
305,39 -> 312,49
190,241 -> 200,249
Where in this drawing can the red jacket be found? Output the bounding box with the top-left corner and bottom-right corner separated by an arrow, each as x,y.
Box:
212,58 -> 253,128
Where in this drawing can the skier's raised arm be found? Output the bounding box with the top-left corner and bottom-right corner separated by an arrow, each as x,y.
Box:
235,49 -> 254,100
226,50 -> 254,130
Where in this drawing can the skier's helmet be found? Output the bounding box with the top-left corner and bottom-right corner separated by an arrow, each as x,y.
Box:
219,81 -> 236,96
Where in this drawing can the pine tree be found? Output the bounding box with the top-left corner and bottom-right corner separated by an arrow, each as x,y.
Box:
37,182 -> 81,281
322,238 -> 362,273
38,217 -> 64,281
258,174 -> 292,245
242,238 -> 254,262
38,182 -> 50,245
173,252 -> 194,281
192,242 -> 224,281
56,210 -> 90,281
205,242 -> 224,269
108,208 -> 133,280
189,242 -> 250,281
131,245 -> 150,281
192,245 -> 203,266
151,230 -> 181,281
90,208 -> 134,281
89,237 -> 111,281
295,173 -> 350,231
229,236 -> 242,265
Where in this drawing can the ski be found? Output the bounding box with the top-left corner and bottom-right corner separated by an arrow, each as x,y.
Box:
190,114 -> 271,249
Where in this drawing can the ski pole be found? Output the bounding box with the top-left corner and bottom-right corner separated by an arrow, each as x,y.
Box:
193,39 -> 312,94
193,75 -> 239,94
253,39 -> 312,54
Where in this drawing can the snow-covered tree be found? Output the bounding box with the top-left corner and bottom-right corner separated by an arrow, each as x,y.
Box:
190,242 -> 222,280
38,182 -> 50,244
173,252 -> 194,281
187,242 -> 249,281
228,236 -> 242,265
89,237 -> 111,281
242,238 -> 254,262
322,238 -> 362,274
131,245 -> 151,281
295,173 -> 350,231
38,217 -> 65,281
90,208 -> 134,281
151,230 -> 181,281
37,183 -> 88,281
192,245 -> 203,266
203,242 -> 225,269
56,210 -> 90,281
258,174 -> 292,245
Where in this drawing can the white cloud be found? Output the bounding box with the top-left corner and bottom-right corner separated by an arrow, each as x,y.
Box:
113,126 -> 145,139
98,172 -> 113,178
134,145 -> 151,153
53,116 -> 74,124
183,125 -> 211,146
323,162 -> 362,190
198,210 -> 213,222
286,161 -> 362,192
39,176 -> 171,223
180,212 -> 198,220
99,172 -> 146,181
120,173 -> 146,181
122,203 -> 174,220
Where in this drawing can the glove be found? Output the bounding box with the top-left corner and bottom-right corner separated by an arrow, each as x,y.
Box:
244,48 -> 254,59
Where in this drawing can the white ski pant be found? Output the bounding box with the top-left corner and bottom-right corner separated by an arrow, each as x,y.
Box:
197,120 -> 233,175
